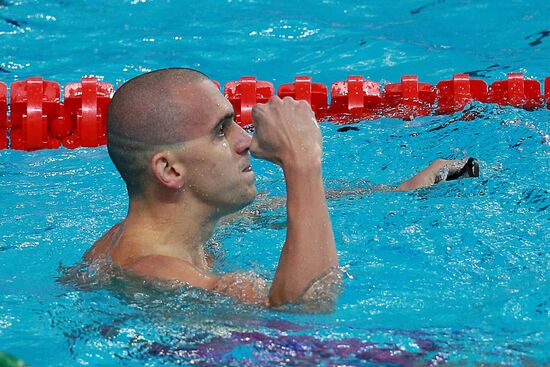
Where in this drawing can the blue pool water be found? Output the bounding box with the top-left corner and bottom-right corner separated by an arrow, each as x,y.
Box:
1,0 -> 549,366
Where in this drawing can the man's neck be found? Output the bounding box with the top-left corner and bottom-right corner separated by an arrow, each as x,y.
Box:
116,194 -> 219,270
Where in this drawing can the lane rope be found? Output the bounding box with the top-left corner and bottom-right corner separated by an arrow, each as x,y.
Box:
1,73 -> 549,151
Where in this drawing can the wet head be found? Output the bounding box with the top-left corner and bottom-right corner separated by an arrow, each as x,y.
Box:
107,68 -> 257,217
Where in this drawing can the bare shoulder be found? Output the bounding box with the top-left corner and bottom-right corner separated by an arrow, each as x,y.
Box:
127,255 -> 218,290
84,222 -> 124,261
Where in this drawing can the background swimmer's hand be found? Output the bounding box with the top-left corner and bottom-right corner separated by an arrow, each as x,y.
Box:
250,96 -> 322,167
396,158 -> 480,191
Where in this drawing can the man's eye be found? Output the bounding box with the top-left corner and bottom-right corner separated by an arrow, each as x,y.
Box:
218,123 -> 226,137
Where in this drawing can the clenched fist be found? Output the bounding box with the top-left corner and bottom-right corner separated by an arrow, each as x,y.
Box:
250,96 -> 322,167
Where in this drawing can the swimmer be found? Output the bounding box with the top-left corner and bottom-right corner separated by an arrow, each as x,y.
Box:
85,68 -> 339,308
83,68 -> 479,308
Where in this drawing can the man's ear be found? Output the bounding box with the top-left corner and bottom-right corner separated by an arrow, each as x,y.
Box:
151,151 -> 185,190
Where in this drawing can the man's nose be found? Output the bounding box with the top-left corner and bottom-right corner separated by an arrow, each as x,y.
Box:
231,122 -> 252,154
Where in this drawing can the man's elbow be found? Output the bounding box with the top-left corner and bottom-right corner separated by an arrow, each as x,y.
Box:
268,267 -> 344,312
267,279 -> 303,307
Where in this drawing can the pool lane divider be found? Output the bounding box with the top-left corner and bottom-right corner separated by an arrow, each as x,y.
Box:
0,73 -> 549,151
0,81 -> 6,150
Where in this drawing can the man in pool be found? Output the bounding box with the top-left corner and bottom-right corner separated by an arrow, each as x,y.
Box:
84,68 -> 479,308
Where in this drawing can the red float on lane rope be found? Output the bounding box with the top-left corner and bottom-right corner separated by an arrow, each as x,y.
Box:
1,73 -> 549,151
224,77 -> 273,126
0,82 -> 6,149
436,74 -> 488,114
10,77 -> 62,150
329,76 -> 382,123
383,75 -> 436,120
63,77 -> 113,148
488,73 -> 542,109
278,76 -> 328,118
545,77 -> 550,108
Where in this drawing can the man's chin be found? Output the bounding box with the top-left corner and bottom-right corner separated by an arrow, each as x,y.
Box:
238,186 -> 257,208
217,186 -> 257,216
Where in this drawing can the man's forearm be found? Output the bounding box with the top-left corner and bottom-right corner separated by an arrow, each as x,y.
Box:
268,159 -> 338,306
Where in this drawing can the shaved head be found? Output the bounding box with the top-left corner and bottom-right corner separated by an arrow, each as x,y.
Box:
107,68 -> 210,196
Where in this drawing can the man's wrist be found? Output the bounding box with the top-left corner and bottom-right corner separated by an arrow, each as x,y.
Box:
281,155 -> 322,176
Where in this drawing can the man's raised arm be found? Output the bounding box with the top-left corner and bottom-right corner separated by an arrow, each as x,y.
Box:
250,96 -> 340,307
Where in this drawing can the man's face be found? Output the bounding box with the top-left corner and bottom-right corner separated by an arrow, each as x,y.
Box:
173,79 -> 257,215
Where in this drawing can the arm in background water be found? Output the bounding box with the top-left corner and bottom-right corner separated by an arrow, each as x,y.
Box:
248,96 -> 341,307
326,157 -> 480,197
394,158 -> 479,191
223,158 -> 480,220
